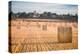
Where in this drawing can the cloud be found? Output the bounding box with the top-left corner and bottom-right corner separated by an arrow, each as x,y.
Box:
11,1 -> 78,15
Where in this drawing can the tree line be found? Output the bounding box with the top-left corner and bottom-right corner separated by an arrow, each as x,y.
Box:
9,11 -> 78,22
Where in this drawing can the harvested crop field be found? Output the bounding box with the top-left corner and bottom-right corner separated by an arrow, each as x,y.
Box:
9,19 -> 78,53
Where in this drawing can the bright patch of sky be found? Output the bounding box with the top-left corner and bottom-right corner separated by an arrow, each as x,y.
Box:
11,1 -> 78,15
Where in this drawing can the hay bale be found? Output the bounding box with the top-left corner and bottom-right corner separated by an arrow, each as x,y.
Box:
58,26 -> 72,43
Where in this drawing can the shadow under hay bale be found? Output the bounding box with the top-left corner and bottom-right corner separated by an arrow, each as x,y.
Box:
58,26 -> 72,43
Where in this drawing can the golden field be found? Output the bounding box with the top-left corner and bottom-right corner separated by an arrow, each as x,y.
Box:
9,19 -> 78,53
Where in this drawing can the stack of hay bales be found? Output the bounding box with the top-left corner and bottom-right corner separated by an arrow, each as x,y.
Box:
58,24 -> 72,43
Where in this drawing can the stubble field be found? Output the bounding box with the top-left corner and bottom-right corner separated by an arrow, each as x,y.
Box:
9,19 -> 78,53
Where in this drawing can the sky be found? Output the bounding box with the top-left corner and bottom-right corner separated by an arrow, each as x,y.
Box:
10,1 -> 78,15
